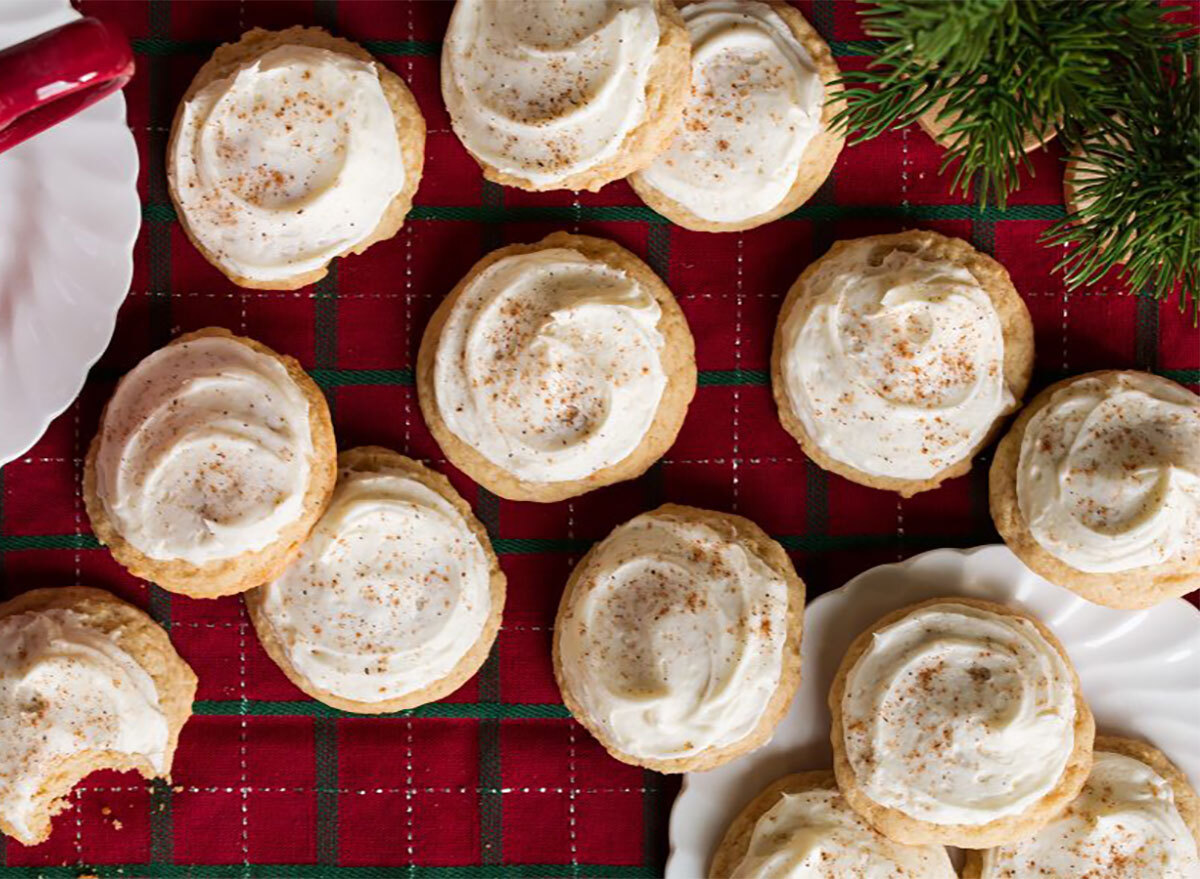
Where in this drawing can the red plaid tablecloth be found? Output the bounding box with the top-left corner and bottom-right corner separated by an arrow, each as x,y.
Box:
0,1 -> 1196,876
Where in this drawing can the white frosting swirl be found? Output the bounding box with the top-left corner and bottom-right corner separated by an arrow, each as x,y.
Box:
172,44 -> 405,282
1017,372 -> 1200,573
731,787 -> 957,879
257,462 -> 492,703
433,247 -> 667,484
557,510 -> 789,760
0,608 -> 168,843
980,750 -> 1200,879
841,602 -> 1077,826
441,0 -> 661,187
95,335 -> 315,565
780,242 -> 1013,480
637,0 -> 824,224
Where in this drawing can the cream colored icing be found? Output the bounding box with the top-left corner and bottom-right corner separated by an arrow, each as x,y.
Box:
172,44 -> 404,281
979,750 -> 1200,879
257,462 -> 492,702
441,0 -> 661,187
780,241 -> 1013,480
95,335 -> 315,565
637,0 -> 824,223
433,247 -> 667,484
841,603 -> 1077,826
1017,372 -> 1200,573
0,608 -> 168,843
557,510 -> 788,760
731,787 -> 958,879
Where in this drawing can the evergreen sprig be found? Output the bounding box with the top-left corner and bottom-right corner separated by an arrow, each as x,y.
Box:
831,0 -> 1196,309
832,0 -> 1184,207
1042,46 -> 1199,315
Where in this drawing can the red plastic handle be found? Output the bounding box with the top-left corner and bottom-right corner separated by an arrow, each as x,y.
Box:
0,16 -> 134,155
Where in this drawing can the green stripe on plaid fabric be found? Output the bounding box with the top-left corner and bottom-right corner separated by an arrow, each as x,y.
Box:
142,202 -> 1069,225
144,1 -> 176,866
698,369 -> 768,387
475,490 -> 503,867
315,716 -> 340,865
0,469 -> 3,868
0,865 -> 655,879
195,701 -> 572,720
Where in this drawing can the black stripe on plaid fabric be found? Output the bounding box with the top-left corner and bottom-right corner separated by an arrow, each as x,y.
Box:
476,178 -> 505,867
140,2 -> 176,867
1136,293 -> 1160,373
313,2 -> 342,857
0,468 -> 3,868
0,865 -> 655,879
129,36 -> 891,58
641,218 -> 674,875
143,201 -> 1070,225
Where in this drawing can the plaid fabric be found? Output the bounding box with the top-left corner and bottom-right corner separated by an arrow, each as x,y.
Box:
0,0 -> 1196,876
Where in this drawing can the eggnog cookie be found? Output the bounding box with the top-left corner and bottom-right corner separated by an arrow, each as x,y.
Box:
553,504 -> 803,773
964,736 -> 1200,879
772,230 -> 1033,496
441,0 -> 690,192
829,597 -> 1094,848
417,232 -> 695,503
84,328 -> 337,599
0,587 -> 196,846
246,447 -> 505,713
990,371 -> 1200,609
168,26 -> 425,290
630,0 -> 844,231
710,771 -> 957,879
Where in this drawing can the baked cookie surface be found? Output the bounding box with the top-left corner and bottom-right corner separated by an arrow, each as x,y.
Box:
84,328 -> 337,598
829,596 -> 1094,848
964,736 -> 1200,879
417,232 -> 695,502
0,587 -> 196,846
441,0 -> 690,191
772,230 -> 1033,496
168,26 -> 425,289
553,504 -> 804,773
246,447 -> 505,713
709,770 -> 957,879
990,370 -> 1200,608
630,0 -> 844,231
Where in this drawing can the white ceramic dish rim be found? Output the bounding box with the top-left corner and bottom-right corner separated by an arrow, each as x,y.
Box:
0,0 -> 139,466
665,543 -> 1200,878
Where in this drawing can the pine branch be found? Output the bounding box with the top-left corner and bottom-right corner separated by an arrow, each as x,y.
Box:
1042,46 -> 1199,316
830,0 -> 1188,207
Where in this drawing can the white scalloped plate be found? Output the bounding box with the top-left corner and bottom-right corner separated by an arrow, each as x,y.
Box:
0,0 -> 139,465
665,544 -> 1200,878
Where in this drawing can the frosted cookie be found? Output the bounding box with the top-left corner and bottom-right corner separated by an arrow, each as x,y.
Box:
416,232 -> 695,503
441,0 -> 691,192
964,736 -> 1200,879
710,771 -> 957,879
990,371 -> 1200,609
629,0 -> 844,231
0,587 -> 196,846
772,230 -> 1033,496
553,504 -> 804,772
829,597 -> 1094,848
246,447 -> 505,713
168,26 -> 425,290
84,328 -> 337,599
